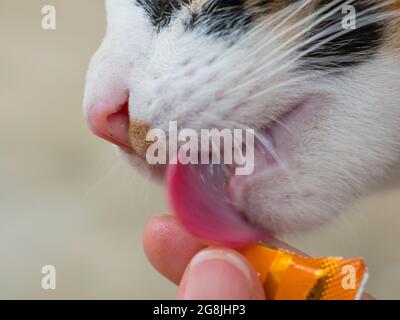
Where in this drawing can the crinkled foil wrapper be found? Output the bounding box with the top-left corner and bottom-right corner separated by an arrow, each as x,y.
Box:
241,243 -> 368,300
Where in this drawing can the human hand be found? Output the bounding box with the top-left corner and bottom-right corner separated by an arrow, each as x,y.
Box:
143,214 -> 374,300
143,214 -> 264,299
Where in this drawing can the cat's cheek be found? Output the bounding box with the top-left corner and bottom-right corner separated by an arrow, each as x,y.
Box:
238,169 -> 342,236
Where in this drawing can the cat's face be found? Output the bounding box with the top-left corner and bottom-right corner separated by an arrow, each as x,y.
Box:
84,0 -> 400,240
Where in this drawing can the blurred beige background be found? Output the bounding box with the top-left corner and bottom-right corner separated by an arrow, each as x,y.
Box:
1,0 -> 400,299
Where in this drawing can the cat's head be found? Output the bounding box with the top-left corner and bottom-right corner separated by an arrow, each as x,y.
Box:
84,0 -> 400,244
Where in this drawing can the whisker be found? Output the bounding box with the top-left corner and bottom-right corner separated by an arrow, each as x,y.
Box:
240,3 -> 396,90
224,0 -> 397,97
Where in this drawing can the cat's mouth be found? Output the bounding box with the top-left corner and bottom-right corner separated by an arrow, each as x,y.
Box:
165,95 -> 321,247
114,94 -> 320,247
166,129 -> 283,248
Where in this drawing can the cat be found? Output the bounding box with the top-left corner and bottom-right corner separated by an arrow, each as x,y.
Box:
84,0 -> 400,241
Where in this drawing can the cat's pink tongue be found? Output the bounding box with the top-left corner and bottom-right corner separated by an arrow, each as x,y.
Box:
166,162 -> 266,248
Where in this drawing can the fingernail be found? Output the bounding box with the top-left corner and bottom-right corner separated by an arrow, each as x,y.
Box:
178,249 -> 255,300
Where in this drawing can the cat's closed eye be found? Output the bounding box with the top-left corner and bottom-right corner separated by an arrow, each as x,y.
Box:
136,0 -> 191,29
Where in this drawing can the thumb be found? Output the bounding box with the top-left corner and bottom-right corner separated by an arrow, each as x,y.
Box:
177,248 -> 265,300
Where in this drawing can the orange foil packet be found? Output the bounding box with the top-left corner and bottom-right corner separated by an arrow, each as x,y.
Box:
240,243 -> 368,300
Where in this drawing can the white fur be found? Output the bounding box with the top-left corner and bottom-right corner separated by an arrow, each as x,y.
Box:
84,0 -> 400,235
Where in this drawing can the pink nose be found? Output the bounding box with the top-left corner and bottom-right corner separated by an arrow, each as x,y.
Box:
86,100 -> 132,150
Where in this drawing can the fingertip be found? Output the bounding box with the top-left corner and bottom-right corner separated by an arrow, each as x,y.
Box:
178,248 -> 265,300
142,214 -> 205,284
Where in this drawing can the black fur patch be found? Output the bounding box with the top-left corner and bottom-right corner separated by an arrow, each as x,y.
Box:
301,0 -> 385,70
136,0 -> 386,71
185,0 -> 287,36
136,0 -> 289,35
